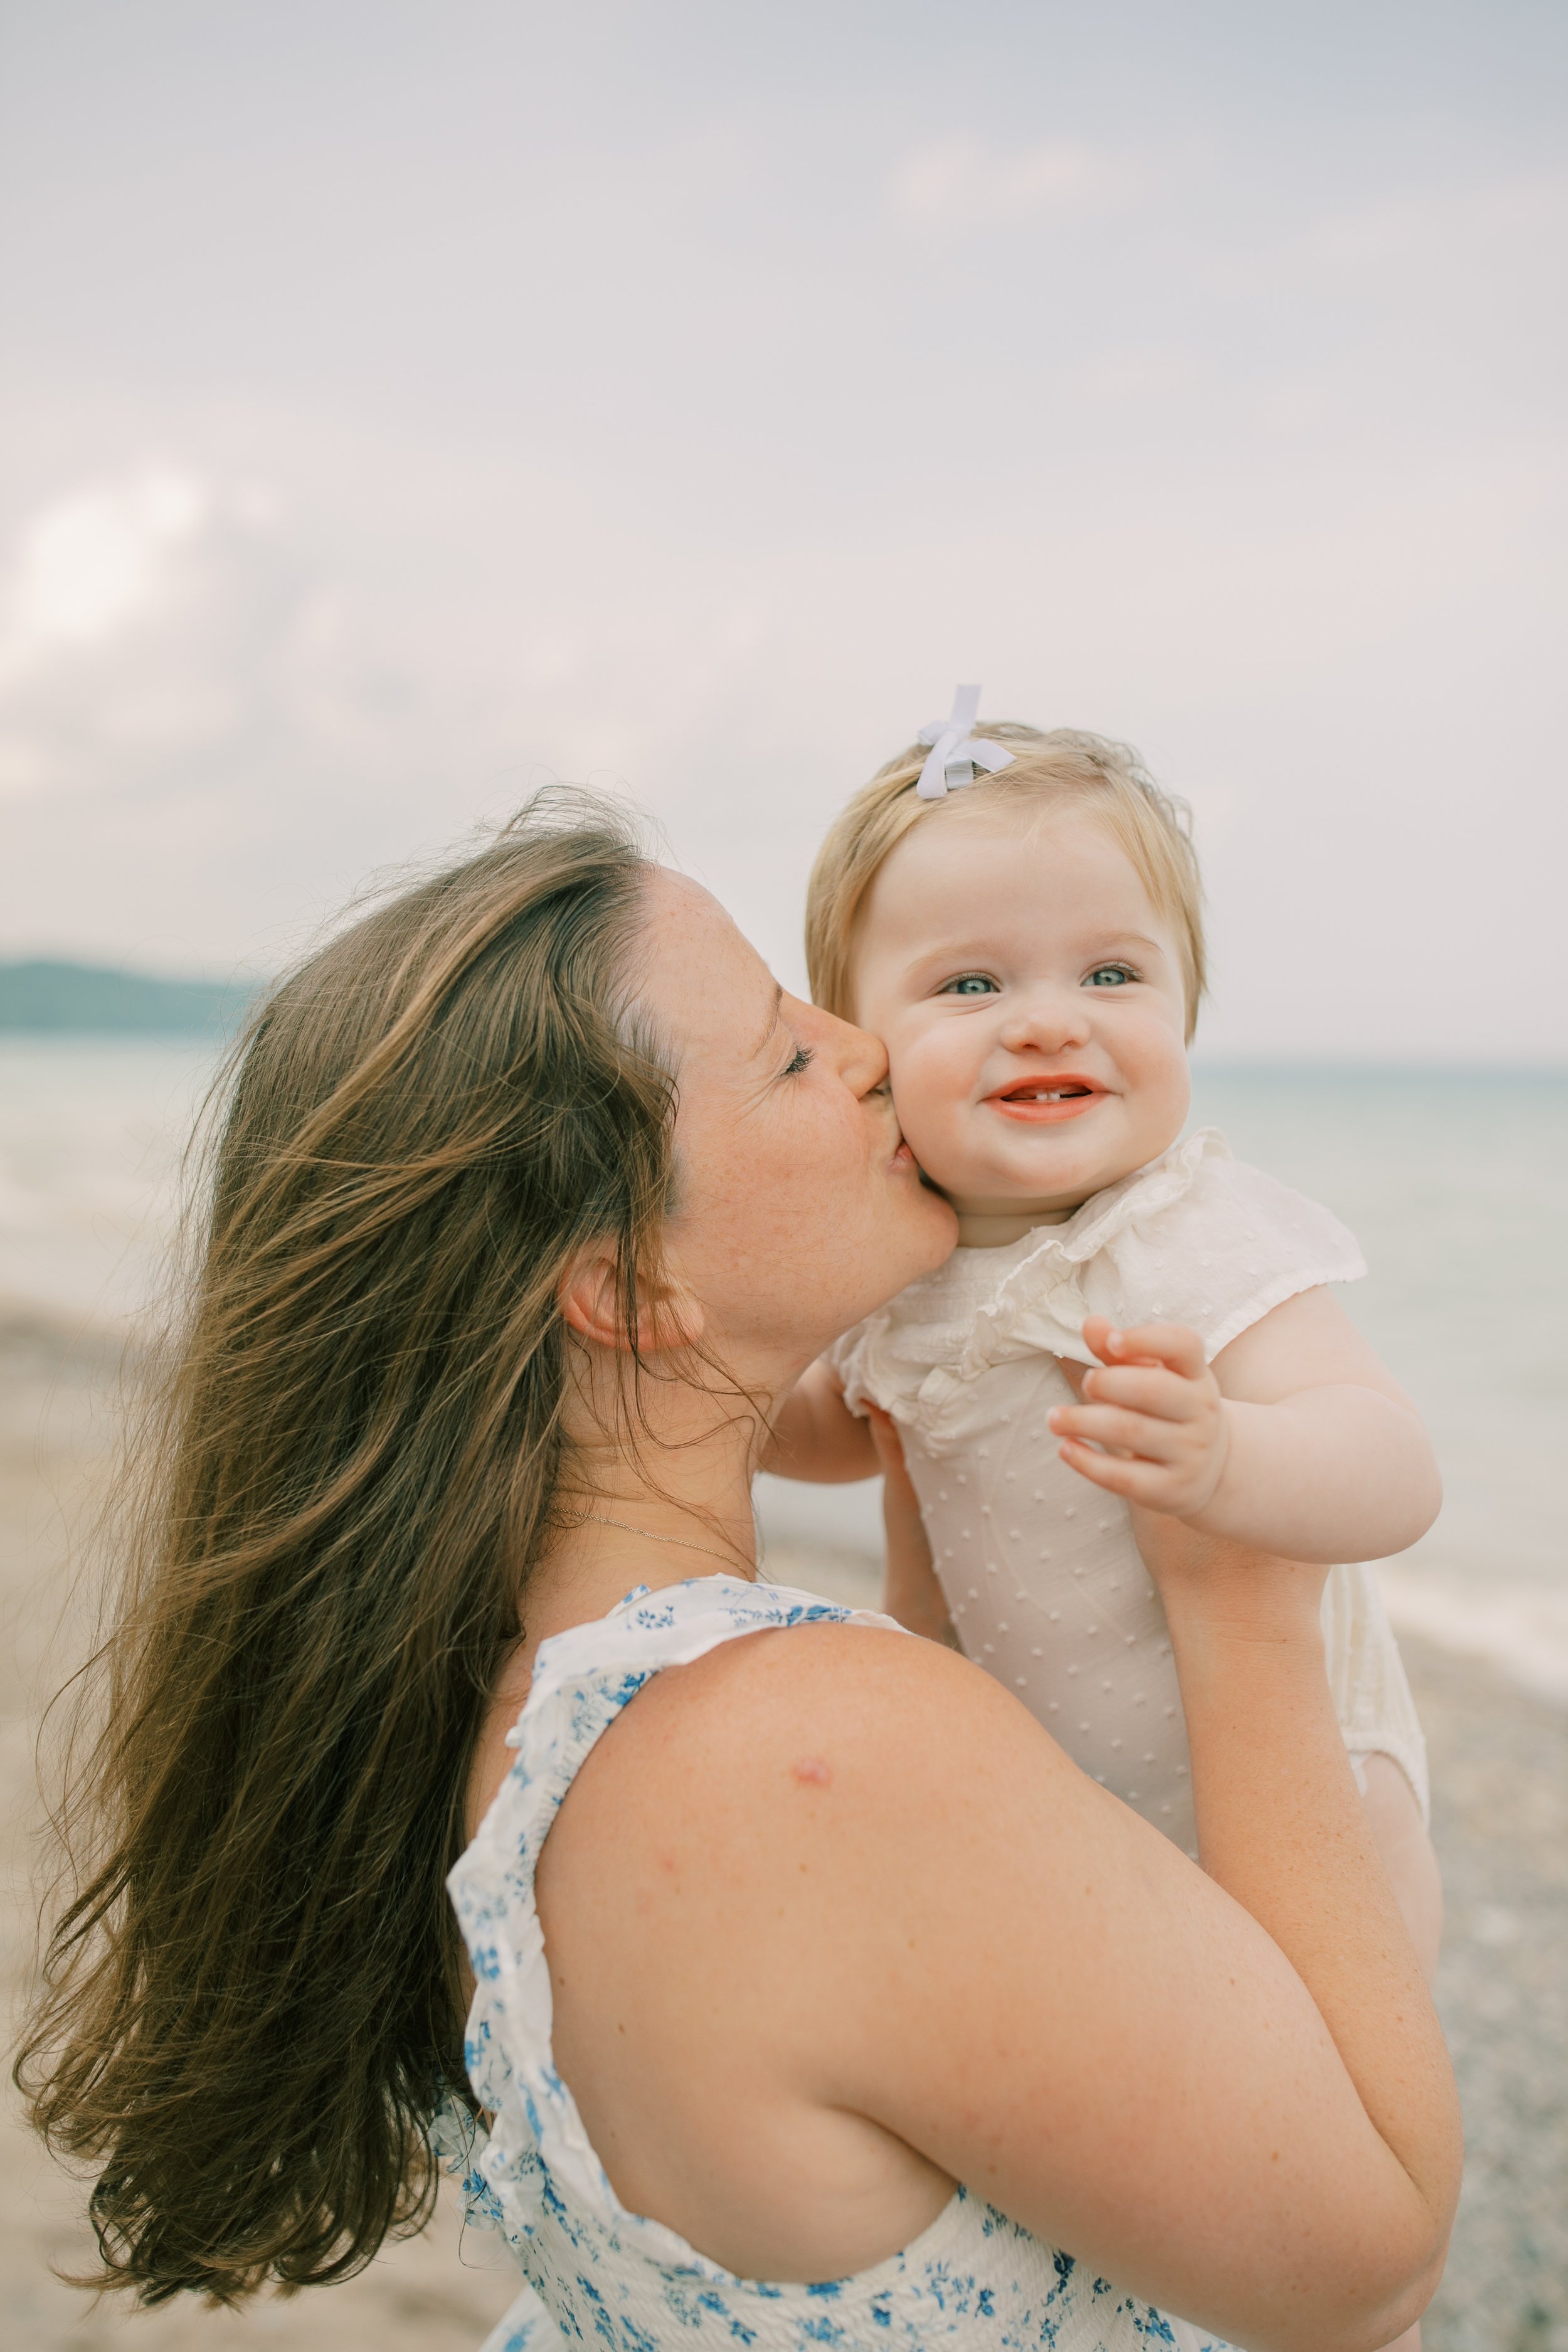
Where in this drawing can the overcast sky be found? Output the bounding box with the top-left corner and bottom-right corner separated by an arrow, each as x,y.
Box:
1,0 -> 1564,1059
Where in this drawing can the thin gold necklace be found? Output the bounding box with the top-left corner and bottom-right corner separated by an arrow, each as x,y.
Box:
585,1513 -> 751,1571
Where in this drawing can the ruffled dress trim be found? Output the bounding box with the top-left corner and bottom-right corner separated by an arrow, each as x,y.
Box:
834,1129 -> 1367,1438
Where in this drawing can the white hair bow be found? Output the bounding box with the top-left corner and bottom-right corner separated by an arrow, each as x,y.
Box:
915,684 -> 1015,800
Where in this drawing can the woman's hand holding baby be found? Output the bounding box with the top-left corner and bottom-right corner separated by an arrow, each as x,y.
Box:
1050,1317 -> 1231,1517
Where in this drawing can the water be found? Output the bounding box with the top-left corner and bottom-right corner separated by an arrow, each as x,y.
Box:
3,1044 -> 1565,1696
1185,1069 -> 1568,1700
0,1037 -> 220,1327
1189,1069 -> 1568,1582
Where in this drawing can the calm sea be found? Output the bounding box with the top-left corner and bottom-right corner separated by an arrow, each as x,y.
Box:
4,1042 -> 1565,1697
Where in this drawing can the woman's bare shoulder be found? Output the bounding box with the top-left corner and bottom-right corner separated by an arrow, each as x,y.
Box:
550,1611 -> 1087,1908
538,1607 -> 1103,2095
467,1607 -> 1008,1846
622,1612 -> 1054,1779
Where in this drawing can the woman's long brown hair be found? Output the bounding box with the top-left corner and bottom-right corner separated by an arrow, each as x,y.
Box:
16,794 -> 676,2305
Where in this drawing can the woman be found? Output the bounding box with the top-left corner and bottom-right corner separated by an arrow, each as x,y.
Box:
21,795 -> 1458,2350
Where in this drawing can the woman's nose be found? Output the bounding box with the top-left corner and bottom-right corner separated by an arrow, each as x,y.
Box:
800,999 -> 889,1099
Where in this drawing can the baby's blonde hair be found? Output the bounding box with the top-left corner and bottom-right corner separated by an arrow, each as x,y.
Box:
805,724 -> 1207,1041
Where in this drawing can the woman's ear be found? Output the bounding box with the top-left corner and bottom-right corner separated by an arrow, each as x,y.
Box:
559,1249 -> 705,1355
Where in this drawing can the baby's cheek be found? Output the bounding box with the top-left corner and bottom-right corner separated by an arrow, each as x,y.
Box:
1123,1038 -> 1190,1159
889,1059 -> 987,1192
1121,1004 -> 1189,1084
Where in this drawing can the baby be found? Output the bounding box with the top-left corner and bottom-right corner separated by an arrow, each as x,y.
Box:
768,689 -> 1441,1949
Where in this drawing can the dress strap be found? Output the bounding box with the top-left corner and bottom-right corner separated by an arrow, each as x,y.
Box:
446,1574 -> 899,2262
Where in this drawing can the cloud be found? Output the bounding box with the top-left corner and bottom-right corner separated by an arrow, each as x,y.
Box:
886,135 -> 1140,233
1293,171 -> 1568,282
1,467 -> 212,659
0,454 -> 810,972
0,467 -> 317,799
0,464 -> 480,831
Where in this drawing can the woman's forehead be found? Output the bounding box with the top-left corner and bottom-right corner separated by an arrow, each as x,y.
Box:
641,867 -> 750,966
637,868 -> 775,1052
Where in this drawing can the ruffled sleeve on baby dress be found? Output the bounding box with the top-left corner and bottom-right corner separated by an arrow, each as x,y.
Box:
832,1130 -> 1367,1434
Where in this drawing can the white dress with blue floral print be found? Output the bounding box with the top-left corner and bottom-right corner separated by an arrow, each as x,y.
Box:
443,1574 -> 1237,2352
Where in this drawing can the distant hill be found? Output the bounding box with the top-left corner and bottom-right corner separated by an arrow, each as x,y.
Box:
0,960 -> 257,1036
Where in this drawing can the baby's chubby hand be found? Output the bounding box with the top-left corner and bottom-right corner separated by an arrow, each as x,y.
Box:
1048,1316 -> 1229,1519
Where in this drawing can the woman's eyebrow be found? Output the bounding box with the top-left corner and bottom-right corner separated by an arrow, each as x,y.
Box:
747,982 -> 784,1058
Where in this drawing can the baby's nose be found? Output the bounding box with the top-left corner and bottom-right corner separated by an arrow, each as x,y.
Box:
999,990 -> 1090,1052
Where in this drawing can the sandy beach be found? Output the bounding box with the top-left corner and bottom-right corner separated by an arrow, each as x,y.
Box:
3,1305 -> 1564,2352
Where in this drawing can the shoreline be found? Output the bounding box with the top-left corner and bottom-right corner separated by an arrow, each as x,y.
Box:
1377,1562 -> 1568,1710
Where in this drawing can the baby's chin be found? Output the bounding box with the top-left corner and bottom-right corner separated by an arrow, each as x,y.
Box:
914,1133 -> 1150,1212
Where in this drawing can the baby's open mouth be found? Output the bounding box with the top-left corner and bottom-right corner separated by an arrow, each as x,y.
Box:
990,1077 -> 1104,1121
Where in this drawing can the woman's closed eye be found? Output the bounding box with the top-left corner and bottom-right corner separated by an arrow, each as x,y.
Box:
781,1041 -> 814,1077
1083,961 -> 1139,989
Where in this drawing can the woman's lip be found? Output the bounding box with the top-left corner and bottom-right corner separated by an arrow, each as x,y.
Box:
891,1138 -> 917,1170
987,1088 -> 1104,1125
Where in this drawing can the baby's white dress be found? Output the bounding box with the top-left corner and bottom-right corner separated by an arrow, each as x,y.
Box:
442,1575 -> 1238,2351
831,1129 -> 1428,1857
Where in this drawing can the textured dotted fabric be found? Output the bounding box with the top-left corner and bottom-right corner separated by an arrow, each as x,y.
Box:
832,1129 -> 1429,1846
442,1576 -> 1237,2352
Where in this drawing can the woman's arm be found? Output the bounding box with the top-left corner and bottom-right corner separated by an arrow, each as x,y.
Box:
541,1537 -> 1459,2352
828,1592 -> 1457,2352
1132,1506 -> 1454,2186
755,1356 -> 880,1481
1051,1290 -> 1442,1561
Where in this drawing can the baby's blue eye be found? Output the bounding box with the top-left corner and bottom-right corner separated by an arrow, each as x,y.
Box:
1084,963 -> 1136,988
941,974 -> 999,996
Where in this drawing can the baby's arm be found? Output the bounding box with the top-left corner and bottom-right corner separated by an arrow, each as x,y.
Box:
760,1367 -> 955,1638
1051,1290 -> 1441,1562
758,1357 -> 881,1483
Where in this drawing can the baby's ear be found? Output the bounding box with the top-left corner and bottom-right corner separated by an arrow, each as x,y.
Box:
559,1249 -> 705,1355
